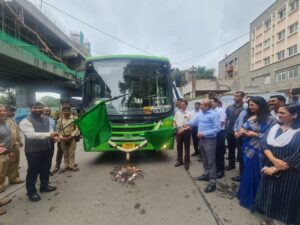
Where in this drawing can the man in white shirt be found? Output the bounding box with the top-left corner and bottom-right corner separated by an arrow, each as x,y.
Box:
269,95 -> 286,121
174,99 -> 182,114
173,100 -> 192,170
211,98 -> 226,179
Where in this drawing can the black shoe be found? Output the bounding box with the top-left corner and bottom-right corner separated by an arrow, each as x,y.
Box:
40,185 -> 57,193
217,172 -> 224,179
28,193 -> 41,202
225,165 -> 236,170
184,162 -> 189,170
174,162 -> 183,167
195,175 -> 209,181
191,152 -> 199,157
231,176 -> 241,182
204,184 -> 216,193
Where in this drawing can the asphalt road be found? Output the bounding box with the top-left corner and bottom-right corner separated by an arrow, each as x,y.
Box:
0,142 -> 263,225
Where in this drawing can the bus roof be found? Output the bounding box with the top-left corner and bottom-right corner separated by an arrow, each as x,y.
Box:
85,54 -> 170,63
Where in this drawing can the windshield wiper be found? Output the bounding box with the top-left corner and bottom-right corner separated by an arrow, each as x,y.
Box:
103,93 -> 130,103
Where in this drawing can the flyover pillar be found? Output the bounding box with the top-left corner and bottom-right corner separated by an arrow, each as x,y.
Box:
15,85 -> 36,107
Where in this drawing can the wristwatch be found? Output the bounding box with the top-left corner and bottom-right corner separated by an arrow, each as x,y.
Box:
272,167 -> 278,173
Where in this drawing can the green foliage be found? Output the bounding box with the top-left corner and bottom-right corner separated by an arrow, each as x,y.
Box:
195,66 -> 216,80
171,68 -> 187,86
171,66 -> 215,87
40,96 -> 60,108
0,87 -> 16,106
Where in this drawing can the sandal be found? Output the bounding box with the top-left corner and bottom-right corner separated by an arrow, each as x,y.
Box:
70,167 -> 79,172
52,167 -> 59,174
59,167 -> 68,174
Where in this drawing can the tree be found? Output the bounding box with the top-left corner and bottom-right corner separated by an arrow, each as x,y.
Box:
0,87 -> 16,106
171,68 -> 187,86
195,66 -> 215,80
40,96 -> 60,108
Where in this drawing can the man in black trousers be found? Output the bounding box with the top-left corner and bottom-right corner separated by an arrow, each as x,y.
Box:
20,102 -> 59,202
211,98 -> 226,179
173,100 -> 192,170
225,91 -> 245,176
191,102 -> 201,157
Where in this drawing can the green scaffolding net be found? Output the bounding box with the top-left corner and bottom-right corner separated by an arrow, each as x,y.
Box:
0,30 -> 84,78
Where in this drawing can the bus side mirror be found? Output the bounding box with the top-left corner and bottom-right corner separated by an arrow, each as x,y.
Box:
175,80 -> 180,87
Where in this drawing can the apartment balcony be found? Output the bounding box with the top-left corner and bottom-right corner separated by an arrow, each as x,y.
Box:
225,65 -> 234,72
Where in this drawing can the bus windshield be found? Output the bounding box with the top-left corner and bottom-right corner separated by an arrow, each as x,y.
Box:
83,59 -> 173,116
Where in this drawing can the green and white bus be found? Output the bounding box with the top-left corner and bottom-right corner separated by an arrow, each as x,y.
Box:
82,55 -> 177,154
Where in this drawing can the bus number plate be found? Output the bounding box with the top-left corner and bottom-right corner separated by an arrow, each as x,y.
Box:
122,143 -> 135,149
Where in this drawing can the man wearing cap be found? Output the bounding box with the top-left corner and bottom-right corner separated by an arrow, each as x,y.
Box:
0,104 -> 14,193
6,106 -> 24,184
0,105 -> 12,214
57,104 -> 80,172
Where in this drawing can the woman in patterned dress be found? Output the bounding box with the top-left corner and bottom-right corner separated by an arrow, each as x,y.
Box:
236,96 -> 276,210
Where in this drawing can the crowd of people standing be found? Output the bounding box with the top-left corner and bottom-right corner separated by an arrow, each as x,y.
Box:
0,92 -> 299,224
0,101 -> 80,215
173,92 -> 300,225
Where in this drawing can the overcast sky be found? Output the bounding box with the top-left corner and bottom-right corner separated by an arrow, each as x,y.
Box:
30,0 -> 275,73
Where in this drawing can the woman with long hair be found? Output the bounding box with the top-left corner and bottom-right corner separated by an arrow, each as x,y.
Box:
236,96 -> 277,210
256,104 -> 300,225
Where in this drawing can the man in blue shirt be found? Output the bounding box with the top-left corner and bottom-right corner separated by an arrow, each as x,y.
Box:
184,99 -> 221,193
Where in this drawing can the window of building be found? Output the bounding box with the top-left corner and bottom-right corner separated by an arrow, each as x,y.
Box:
227,72 -> 233,79
288,22 -> 298,35
263,38 -> 271,48
256,43 -> 263,48
276,71 -> 286,81
277,50 -> 285,60
289,0 -> 299,12
264,75 -> 271,84
256,23 -> 263,31
288,67 -> 298,79
277,29 -> 286,41
264,57 -> 271,65
288,45 -> 298,56
278,7 -> 286,19
264,18 -> 272,30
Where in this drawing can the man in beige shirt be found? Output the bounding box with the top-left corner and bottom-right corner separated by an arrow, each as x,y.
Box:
6,106 -> 24,184
57,104 -> 80,172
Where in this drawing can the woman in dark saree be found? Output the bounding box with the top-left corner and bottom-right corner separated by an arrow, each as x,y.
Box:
256,104 -> 300,225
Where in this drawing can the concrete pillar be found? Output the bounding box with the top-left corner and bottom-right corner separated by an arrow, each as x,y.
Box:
15,85 -> 36,107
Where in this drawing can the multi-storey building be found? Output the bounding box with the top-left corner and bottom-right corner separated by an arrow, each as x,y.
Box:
250,0 -> 300,93
218,42 -> 254,93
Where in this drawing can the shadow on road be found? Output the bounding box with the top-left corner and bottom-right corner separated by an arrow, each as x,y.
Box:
90,150 -> 173,165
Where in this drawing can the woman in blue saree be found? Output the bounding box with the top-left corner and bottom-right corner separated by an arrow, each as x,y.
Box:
235,96 -> 276,210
